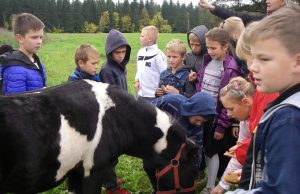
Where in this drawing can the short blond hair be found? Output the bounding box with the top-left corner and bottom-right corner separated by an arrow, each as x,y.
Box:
142,26 -> 159,43
75,44 -> 99,66
166,39 -> 187,56
13,13 -> 45,36
236,21 -> 259,61
219,17 -> 245,40
249,3 -> 300,55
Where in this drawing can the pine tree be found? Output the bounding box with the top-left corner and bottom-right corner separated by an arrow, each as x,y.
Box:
99,10 -> 110,33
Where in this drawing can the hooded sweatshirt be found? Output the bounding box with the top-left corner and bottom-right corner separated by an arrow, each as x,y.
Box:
151,92 -> 216,166
0,50 -> 46,94
100,29 -> 131,91
185,25 -> 208,73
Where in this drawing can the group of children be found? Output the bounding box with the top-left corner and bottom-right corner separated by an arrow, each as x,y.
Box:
0,2 -> 299,193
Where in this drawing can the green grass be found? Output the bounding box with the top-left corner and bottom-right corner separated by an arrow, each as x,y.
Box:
39,33 -> 188,92
32,32 -> 191,193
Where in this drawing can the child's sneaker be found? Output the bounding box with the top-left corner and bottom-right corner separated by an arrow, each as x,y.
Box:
105,187 -> 131,194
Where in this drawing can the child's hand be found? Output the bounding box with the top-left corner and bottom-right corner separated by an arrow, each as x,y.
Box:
188,70 -> 197,82
224,144 -> 238,158
198,0 -> 215,11
163,85 -> 179,94
156,87 -> 165,97
213,131 -> 224,140
134,81 -> 140,93
224,150 -> 236,158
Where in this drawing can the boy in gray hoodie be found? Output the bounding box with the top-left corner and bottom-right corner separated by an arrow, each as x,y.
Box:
100,29 -> 131,194
185,25 -> 208,73
100,29 -> 131,92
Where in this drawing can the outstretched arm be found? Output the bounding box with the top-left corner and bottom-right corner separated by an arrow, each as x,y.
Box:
198,0 -> 264,25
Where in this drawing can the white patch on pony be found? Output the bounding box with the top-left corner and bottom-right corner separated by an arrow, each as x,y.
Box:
56,82 -> 115,180
154,108 -> 172,153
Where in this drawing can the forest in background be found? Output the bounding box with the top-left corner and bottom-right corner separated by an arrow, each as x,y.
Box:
0,0 -> 268,33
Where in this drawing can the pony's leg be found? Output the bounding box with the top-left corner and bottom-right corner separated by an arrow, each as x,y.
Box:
143,159 -> 157,192
68,168 -> 84,194
82,169 -> 105,194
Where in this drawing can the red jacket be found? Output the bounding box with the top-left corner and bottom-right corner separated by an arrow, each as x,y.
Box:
235,75 -> 279,165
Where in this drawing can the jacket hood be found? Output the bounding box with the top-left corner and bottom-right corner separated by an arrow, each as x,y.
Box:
180,92 -> 216,116
105,29 -> 131,66
187,25 -> 208,56
0,50 -> 40,70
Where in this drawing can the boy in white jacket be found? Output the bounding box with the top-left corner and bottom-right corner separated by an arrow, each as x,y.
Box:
134,26 -> 167,101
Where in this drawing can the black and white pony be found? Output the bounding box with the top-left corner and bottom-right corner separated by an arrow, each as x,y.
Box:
0,80 -> 198,194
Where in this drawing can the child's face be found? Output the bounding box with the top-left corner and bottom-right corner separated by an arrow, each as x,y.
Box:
221,95 -> 252,121
189,39 -> 201,55
206,38 -> 228,60
79,53 -> 99,75
140,30 -> 151,46
250,38 -> 299,94
266,0 -> 286,13
188,115 -> 208,126
111,46 -> 127,64
166,50 -> 184,70
17,28 -> 44,56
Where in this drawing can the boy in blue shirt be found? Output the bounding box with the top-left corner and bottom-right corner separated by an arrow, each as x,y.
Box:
0,13 -> 46,94
68,44 -> 100,82
156,39 -> 195,98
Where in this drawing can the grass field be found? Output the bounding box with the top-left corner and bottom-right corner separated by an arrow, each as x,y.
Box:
24,32 -> 198,193
40,33 -> 188,91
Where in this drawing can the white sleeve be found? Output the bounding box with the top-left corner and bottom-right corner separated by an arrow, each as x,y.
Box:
135,51 -> 141,81
155,51 -> 167,73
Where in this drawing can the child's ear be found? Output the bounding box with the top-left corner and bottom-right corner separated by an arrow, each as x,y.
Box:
241,97 -> 250,106
223,43 -> 229,52
296,53 -> 300,68
15,34 -> 23,43
78,60 -> 85,68
232,33 -> 238,41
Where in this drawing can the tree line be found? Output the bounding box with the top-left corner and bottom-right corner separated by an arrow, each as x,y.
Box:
0,0 -> 265,33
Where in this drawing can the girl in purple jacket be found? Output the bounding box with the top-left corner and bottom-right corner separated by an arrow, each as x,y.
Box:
189,28 -> 244,193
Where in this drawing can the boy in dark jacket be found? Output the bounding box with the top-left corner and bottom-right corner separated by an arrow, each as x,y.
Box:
99,29 -> 131,194
100,29 -> 131,92
0,13 -> 46,95
68,44 -> 100,82
185,25 -> 208,73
